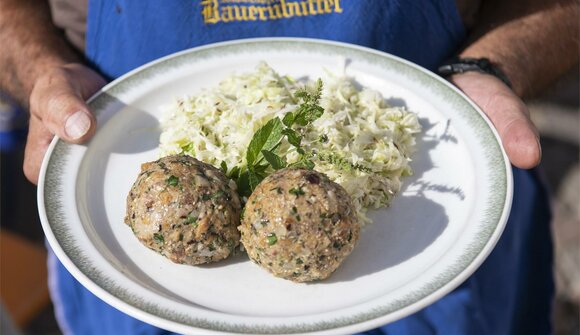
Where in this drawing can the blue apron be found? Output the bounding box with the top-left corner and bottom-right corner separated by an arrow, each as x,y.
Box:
50,1 -> 554,334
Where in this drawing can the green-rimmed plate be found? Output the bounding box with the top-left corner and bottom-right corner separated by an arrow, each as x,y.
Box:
38,38 -> 512,335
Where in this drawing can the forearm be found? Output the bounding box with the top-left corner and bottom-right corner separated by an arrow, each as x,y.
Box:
460,0 -> 579,98
0,0 -> 82,107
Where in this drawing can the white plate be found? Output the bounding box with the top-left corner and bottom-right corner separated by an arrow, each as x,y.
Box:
38,38 -> 512,335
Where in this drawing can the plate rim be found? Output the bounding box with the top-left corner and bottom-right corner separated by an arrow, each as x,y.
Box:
37,37 -> 513,334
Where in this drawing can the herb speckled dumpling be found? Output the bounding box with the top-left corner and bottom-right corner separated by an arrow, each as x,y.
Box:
239,168 -> 360,282
125,155 -> 241,265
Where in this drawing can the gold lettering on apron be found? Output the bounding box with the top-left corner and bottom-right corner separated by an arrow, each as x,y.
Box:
285,1 -> 303,16
201,0 -> 220,24
201,0 -> 342,24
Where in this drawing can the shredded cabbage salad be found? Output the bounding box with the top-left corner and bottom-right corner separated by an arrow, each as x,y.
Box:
159,62 -> 421,222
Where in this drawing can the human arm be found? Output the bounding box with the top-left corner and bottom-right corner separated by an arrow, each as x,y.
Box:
449,0 -> 578,169
0,0 -> 105,184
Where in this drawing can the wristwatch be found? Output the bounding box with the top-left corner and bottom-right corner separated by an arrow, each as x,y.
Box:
437,57 -> 513,88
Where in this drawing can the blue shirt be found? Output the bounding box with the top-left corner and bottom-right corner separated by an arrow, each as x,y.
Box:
86,0 -> 465,79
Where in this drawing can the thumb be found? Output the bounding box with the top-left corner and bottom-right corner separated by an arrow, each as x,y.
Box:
451,72 -> 541,169
29,64 -> 105,144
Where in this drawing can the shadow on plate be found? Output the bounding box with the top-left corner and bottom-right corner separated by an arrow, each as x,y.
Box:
325,194 -> 448,283
325,116 -> 465,283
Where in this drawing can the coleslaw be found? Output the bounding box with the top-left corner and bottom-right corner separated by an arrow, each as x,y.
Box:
159,62 -> 421,222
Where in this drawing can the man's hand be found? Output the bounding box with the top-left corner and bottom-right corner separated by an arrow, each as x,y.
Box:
0,1 -> 106,184
24,63 -> 106,184
451,72 -> 541,169
449,0 -> 577,169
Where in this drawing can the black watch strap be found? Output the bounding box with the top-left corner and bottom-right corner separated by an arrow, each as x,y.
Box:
437,57 -> 513,88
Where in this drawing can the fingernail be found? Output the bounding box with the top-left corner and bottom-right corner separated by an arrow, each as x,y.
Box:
65,111 -> 91,139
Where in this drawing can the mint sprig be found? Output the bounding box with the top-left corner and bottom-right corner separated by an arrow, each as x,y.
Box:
246,117 -> 284,167
261,150 -> 287,170
230,79 -> 324,197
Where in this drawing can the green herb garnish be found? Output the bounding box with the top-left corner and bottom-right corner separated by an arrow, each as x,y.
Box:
282,128 -> 301,148
220,161 -> 228,173
261,150 -> 287,170
282,112 -> 295,127
246,117 -> 284,167
232,79 -> 325,197
185,214 -> 198,225
166,175 -> 179,186
266,233 -> 278,245
289,187 -> 305,196
212,190 -> 226,199
292,79 -> 324,126
317,151 -> 372,173
153,233 -> 164,244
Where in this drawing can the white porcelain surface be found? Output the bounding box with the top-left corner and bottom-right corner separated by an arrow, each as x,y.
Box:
38,38 -> 512,335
